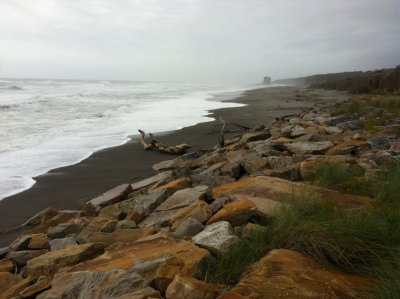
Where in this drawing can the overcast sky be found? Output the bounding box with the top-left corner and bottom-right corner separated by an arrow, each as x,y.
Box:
0,0 -> 399,83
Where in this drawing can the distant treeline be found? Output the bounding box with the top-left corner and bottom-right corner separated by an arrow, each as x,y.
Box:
273,66 -> 400,94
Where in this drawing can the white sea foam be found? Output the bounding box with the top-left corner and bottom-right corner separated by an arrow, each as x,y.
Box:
0,79 -> 258,200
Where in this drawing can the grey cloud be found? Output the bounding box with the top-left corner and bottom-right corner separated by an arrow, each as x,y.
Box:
0,0 -> 399,83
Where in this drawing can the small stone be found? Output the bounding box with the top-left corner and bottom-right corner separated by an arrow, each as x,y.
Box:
241,223 -> 266,239
367,136 -> 391,150
130,171 -> 173,191
209,198 -> 229,214
100,220 -> 118,232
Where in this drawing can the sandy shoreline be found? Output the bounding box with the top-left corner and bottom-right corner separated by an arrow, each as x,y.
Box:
0,86 -> 349,246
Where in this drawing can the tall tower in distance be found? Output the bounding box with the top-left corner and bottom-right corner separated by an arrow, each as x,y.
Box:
263,76 -> 271,85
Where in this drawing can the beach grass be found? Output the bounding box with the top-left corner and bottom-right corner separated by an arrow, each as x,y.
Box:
208,164 -> 400,298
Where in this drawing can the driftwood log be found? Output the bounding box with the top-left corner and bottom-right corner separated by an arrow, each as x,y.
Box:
138,130 -> 191,155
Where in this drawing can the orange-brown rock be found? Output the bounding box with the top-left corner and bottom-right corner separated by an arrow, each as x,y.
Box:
154,249 -> 211,294
28,233 -> 50,249
117,287 -> 162,299
212,176 -> 370,213
1,276 -> 34,299
0,272 -> 23,293
299,155 -> 360,180
207,200 -> 256,226
229,249 -> 369,299
156,177 -> 192,196
26,242 -> 104,279
67,235 -> 206,275
28,212 -> 79,234
86,227 -> 158,245
165,274 -> 224,299
0,259 -> 14,273
170,200 -> 212,231
217,291 -> 249,299
326,139 -> 369,155
19,276 -> 52,298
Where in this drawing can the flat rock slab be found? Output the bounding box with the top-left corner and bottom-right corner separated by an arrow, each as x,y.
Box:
153,159 -> 177,171
44,268 -> 148,299
87,183 -> 132,208
66,236 -> 206,274
166,274 -> 224,299
155,185 -> 208,212
212,176 -> 371,213
227,249 -> 369,299
27,242 -> 105,279
285,141 -> 334,154
130,171 -> 173,191
207,199 -> 257,226
193,221 -> 240,255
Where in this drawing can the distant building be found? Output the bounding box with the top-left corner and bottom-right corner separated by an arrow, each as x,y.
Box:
263,76 -> 271,85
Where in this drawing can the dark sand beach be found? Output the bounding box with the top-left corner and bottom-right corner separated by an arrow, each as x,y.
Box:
0,86 -> 349,246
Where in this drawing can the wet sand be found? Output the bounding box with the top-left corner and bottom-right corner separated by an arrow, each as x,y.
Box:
0,86 -> 349,246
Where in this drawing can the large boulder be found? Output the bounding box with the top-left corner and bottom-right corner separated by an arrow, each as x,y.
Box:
8,249 -> 48,266
225,249 -> 369,299
154,249 -> 211,294
193,221 -> 240,255
47,223 -> 83,239
170,200 -> 212,231
207,200 -> 257,226
20,207 -> 58,227
66,235 -> 208,275
212,176 -> 370,213
138,185 -> 208,228
43,269 -> 148,299
28,234 -> 50,250
26,243 -> 104,279
130,171 -> 173,191
284,141 -> 334,155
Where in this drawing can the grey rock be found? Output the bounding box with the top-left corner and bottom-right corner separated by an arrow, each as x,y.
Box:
199,162 -> 225,176
172,217 -> 205,239
87,183 -> 131,209
130,171 -> 173,191
120,190 -> 166,223
209,198 -> 229,214
47,223 -> 83,239
116,220 -> 137,230
193,221 -> 240,255
49,237 -> 77,251
9,235 -> 32,251
367,136 -> 391,150
155,185 -> 208,212
152,159 -> 176,171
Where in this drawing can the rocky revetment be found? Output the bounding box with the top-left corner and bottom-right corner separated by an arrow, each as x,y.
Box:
1,91 -> 400,298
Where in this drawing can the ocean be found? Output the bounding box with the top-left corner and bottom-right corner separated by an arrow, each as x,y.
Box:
0,79 -> 253,200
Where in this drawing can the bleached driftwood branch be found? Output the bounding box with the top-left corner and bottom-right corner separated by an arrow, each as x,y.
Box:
138,130 -> 191,155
